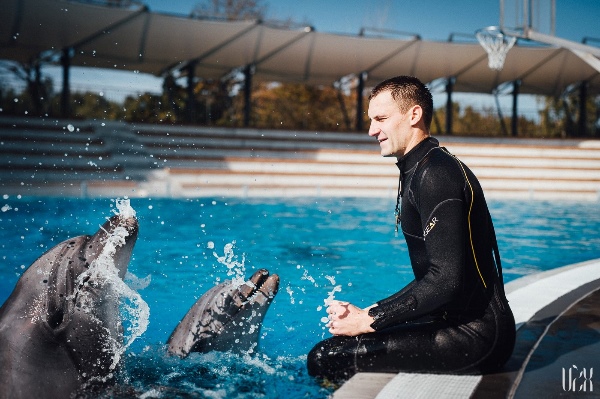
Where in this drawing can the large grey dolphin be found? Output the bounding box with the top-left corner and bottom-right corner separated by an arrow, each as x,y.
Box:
167,268 -> 280,357
0,211 -> 139,399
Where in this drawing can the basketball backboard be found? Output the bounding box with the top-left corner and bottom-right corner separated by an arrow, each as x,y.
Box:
480,0 -> 600,71
499,0 -> 555,37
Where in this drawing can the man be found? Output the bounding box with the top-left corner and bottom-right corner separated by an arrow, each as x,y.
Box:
307,76 -> 515,381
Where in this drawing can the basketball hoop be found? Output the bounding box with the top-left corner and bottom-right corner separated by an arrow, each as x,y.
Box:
476,26 -> 517,71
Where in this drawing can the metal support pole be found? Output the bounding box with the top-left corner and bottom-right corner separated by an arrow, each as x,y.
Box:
186,62 -> 196,124
551,0 -> 556,35
511,80 -> 520,137
33,61 -> 42,115
445,78 -> 454,135
61,48 -> 71,118
494,93 -> 508,136
524,0 -> 530,32
499,0 -> 504,31
244,65 -> 253,128
356,72 -> 365,131
579,81 -> 588,137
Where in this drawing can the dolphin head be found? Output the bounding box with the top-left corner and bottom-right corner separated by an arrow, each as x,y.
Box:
0,210 -> 139,396
167,269 -> 280,357
45,213 -> 139,333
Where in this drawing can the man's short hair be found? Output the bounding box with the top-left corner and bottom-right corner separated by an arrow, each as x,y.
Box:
369,76 -> 433,130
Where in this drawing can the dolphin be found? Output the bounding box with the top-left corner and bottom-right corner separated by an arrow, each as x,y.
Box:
167,269 -> 280,357
0,211 -> 139,399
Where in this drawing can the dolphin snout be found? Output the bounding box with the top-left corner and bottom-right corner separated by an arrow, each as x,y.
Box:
251,273 -> 279,306
105,214 -> 139,238
96,214 -> 138,279
121,214 -> 139,234
260,274 -> 279,298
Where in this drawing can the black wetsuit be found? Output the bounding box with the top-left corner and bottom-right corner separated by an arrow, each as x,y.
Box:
307,137 -> 515,381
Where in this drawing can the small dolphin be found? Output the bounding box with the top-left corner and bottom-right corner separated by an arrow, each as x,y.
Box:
167,269 -> 280,357
0,211 -> 139,399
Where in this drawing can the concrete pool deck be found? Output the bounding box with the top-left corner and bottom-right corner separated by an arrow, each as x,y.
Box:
332,258 -> 600,398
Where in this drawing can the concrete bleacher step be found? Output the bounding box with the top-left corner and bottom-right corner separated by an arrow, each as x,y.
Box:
166,169 -> 396,198
1,117 -> 599,200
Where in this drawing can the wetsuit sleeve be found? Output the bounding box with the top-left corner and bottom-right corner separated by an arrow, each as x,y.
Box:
369,159 -> 468,330
376,279 -> 417,306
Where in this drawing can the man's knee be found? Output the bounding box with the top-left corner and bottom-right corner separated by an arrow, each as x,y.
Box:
307,337 -> 359,381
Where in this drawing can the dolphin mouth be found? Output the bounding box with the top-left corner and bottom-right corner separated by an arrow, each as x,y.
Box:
107,213 -> 139,238
237,269 -> 280,307
120,214 -> 139,235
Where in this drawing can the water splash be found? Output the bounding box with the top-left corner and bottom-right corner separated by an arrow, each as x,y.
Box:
286,286 -> 295,304
318,275 -> 342,326
213,241 -> 246,287
72,199 -> 149,380
124,271 -> 152,290
299,266 -> 317,286
115,198 -> 136,219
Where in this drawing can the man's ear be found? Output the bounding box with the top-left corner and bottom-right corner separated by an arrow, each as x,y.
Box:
409,105 -> 423,127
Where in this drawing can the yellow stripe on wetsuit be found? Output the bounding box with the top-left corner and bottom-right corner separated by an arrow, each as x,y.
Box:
441,148 -> 487,289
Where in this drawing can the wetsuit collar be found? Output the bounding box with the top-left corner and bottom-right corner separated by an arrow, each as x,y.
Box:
392,137 -> 439,230
396,136 -> 440,176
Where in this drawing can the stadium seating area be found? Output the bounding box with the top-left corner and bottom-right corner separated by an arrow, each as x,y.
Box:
1,116 -> 599,201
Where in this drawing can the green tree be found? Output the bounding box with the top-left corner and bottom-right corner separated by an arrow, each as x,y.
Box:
431,102 -> 539,137
1,60 -> 53,116
539,90 -> 599,138
122,93 -> 177,123
0,87 -> 24,115
162,74 -> 187,121
222,82 -> 353,131
70,92 -> 123,120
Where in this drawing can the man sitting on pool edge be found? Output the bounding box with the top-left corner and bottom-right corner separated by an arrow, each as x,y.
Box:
307,75 -> 516,381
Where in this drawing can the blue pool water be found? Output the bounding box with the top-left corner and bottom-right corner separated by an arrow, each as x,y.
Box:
1,196 -> 599,398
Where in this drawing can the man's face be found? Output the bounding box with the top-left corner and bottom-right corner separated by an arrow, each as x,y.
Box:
367,91 -> 413,158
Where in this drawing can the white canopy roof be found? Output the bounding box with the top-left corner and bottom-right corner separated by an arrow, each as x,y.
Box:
2,0 -> 599,96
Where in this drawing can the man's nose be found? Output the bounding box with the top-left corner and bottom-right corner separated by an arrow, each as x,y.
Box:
368,123 -> 379,137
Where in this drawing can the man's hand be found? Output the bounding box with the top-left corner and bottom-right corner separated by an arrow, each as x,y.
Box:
326,300 -> 376,336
